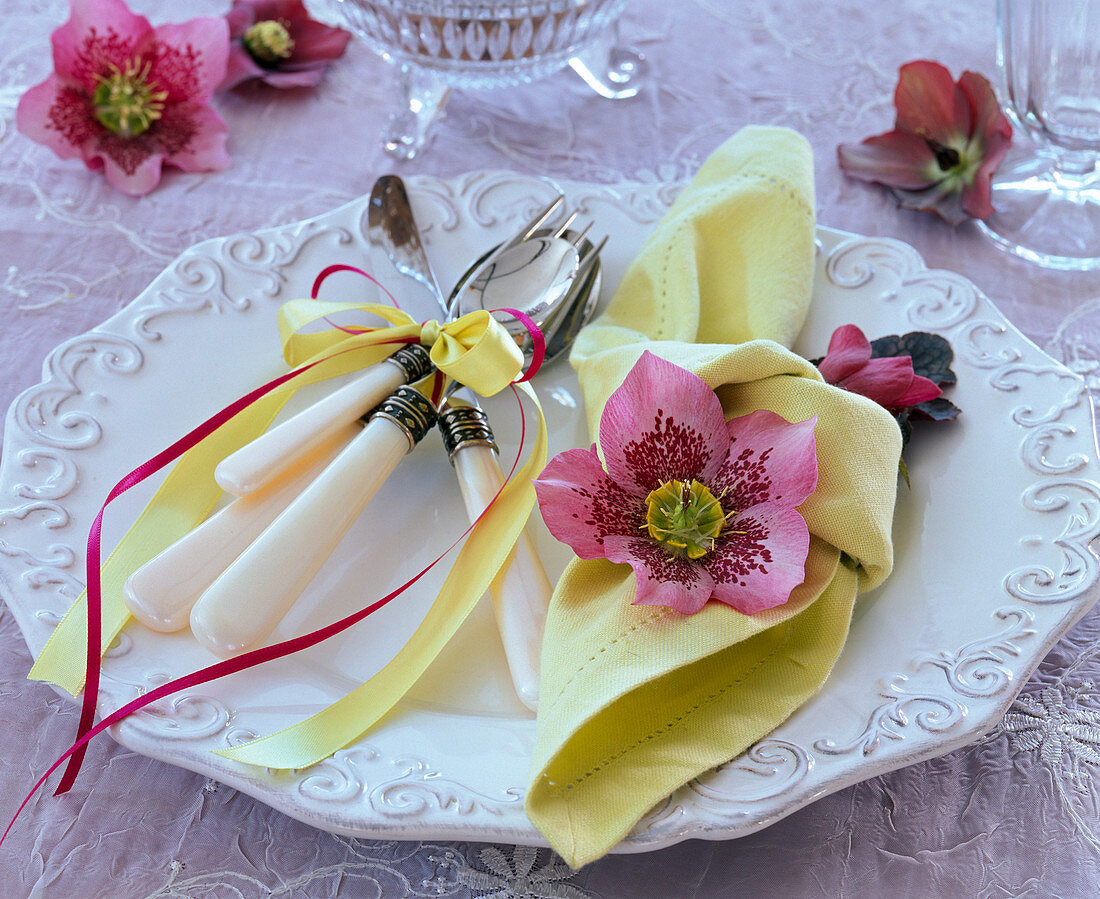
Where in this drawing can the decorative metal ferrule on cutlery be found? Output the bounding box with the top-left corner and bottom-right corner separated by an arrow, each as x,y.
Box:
438,404 -> 498,460
385,343 -> 434,382
369,386 -> 437,450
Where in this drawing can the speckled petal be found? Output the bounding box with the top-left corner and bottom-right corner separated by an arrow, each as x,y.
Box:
603,535 -> 715,614
16,76 -> 91,161
705,503 -> 810,614
533,446 -> 641,560
160,103 -> 230,174
711,410 -> 817,515
152,18 -> 230,102
600,351 -> 729,496
51,0 -> 152,89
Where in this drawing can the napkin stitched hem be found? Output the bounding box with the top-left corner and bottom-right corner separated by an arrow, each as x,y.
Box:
542,624 -> 793,797
647,169 -> 814,345
541,606 -> 673,714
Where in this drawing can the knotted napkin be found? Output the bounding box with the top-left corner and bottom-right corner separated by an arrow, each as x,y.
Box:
525,127 -> 903,867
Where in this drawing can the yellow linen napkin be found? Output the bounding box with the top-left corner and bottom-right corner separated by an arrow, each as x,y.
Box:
525,126 -> 903,867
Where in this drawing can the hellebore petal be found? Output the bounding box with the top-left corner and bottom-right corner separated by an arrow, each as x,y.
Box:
604,534 -> 717,614
889,181 -> 976,227
51,0 -> 153,89
600,351 -> 730,497
837,131 -> 942,191
154,18 -> 229,101
894,59 -> 971,145
706,503 -> 811,614
712,410 -> 818,515
891,371 -> 943,408
957,70 -> 1013,220
837,355 -> 913,403
816,323 -> 872,383
533,446 -> 640,560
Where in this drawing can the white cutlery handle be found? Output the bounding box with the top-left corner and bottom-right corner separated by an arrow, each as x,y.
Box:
123,424 -> 358,633
191,388 -> 437,657
444,410 -> 551,712
215,344 -> 433,497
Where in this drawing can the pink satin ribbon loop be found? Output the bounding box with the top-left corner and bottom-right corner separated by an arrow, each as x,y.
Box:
494,306 -> 546,382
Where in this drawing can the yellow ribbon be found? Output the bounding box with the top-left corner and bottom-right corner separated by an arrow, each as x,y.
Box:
278,300 -> 525,396
29,297 -> 542,774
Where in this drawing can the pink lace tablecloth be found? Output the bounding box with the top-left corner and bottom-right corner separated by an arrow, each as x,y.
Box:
4,1 -> 1100,895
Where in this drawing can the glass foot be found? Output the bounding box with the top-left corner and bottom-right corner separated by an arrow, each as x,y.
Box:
978,152 -> 1100,270
568,23 -> 648,100
383,64 -> 452,161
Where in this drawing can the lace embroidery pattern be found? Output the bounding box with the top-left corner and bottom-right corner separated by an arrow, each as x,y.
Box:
1000,683 -> 1100,851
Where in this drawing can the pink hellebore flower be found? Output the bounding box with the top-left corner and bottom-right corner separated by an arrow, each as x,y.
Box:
534,352 -> 818,616
223,0 -> 351,90
818,324 -> 941,412
16,0 -> 230,197
838,60 -> 1012,225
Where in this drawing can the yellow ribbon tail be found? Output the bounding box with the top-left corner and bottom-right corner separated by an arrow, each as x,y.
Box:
28,285 -> 545,775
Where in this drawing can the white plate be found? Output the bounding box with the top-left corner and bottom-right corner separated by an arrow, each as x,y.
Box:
3,173 -> 1100,853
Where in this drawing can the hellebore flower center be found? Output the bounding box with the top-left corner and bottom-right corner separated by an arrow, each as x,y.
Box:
644,478 -> 731,560
925,135 -> 981,190
243,19 -> 295,62
92,59 -> 167,138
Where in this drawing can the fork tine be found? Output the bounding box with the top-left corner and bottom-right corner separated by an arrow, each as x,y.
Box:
553,211 -> 579,239
576,235 -> 607,280
569,220 -> 593,247
499,194 -> 565,253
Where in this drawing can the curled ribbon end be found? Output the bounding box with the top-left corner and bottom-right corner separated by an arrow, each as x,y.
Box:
495,307 -> 545,383
419,319 -> 443,347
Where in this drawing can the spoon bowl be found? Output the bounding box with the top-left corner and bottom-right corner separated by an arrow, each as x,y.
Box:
450,227 -> 603,365
451,234 -> 580,327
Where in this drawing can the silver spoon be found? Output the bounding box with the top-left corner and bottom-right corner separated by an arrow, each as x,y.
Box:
450,227 -> 604,366
454,235 -> 580,333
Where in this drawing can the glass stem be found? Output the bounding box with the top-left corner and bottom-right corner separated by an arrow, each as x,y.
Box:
384,64 -> 452,161
567,20 -> 648,100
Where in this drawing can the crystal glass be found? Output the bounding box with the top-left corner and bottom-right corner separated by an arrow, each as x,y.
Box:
323,0 -> 647,159
980,0 -> 1100,269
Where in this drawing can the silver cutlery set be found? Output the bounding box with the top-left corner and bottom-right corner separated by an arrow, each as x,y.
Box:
123,176 -> 605,712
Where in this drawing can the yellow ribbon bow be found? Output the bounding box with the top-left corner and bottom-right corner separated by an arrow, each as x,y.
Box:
29,295 -> 545,774
277,299 -> 526,396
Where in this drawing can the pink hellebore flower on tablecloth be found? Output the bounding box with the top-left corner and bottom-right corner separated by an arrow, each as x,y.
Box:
222,0 -> 351,90
16,0 -> 230,197
838,60 -> 1012,225
534,352 -> 818,616
818,324 -> 941,412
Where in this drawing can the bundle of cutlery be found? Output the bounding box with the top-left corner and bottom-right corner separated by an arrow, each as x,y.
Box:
123,175 -> 606,712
